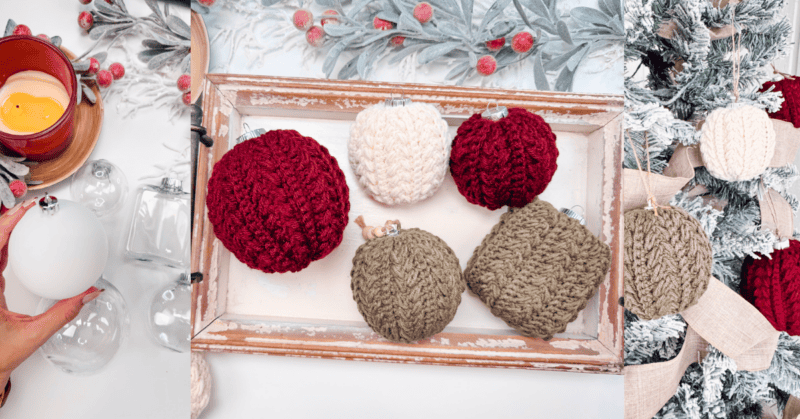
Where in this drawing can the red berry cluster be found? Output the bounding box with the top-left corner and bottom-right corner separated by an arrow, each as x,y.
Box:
94,62 -> 125,88
11,24 -> 53,44
293,9 -> 339,47
178,74 -> 192,106
477,32 -> 535,76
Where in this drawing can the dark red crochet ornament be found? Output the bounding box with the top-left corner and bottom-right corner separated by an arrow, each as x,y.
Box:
206,130 -> 350,274
449,108 -> 558,210
740,239 -> 800,336
760,76 -> 800,128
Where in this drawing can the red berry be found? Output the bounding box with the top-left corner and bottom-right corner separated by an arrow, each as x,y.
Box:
321,10 -> 339,26
373,17 -> 393,31
88,57 -> 100,75
109,62 -> 125,80
78,11 -> 94,31
292,9 -> 314,31
306,26 -> 325,47
8,180 -> 26,199
485,37 -> 505,51
79,0 -> 92,3
476,55 -> 496,76
12,25 -> 32,36
177,74 -> 191,92
413,3 -> 433,24
389,36 -> 405,47
104,0 -> 114,3
511,32 -> 534,53
97,70 -> 113,88
182,91 -> 192,106
197,0 -> 215,5
36,34 -> 49,42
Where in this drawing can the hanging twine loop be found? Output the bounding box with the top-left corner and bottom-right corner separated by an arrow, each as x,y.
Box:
626,131 -> 668,216
354,216 -> 401,240
730,5 -> 741,102
771,63 -> 796,80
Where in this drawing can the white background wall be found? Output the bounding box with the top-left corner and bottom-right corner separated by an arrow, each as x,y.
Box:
197,0 -> 624,417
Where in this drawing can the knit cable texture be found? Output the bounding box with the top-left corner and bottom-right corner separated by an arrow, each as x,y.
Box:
349,102 -> 450,205
206,130 -> 350,274
464,199 -> 611,339
624,207 -> 712,320
741,239 -> 800,335
350,228 -> 464,343
761,77 -> 800,128
190,352 -> 211,419
450,108 -> 558,210
699,104 -> 776,182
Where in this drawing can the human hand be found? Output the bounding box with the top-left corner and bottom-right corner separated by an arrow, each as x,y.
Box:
0,199 -> 103,406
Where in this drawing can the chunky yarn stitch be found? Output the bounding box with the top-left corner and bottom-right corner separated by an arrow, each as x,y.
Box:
464,199 -> 611,339
699,105 -> 776,181
206,130 -> 350,273
741,239 -> 800,335
351,227 -> 464,343
348,102 -> 450,205
450,108 -> 558,210
761,77 -> 800,128
624,207 -> 712,320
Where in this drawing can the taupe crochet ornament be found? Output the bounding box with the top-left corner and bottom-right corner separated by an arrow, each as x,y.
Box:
350,217 -> 465,343
624,207 -> 712,320
465,199 -> 611,340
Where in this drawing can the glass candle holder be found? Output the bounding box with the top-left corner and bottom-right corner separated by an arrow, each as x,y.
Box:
0,35 -> 78,161
125,178 -> 191,269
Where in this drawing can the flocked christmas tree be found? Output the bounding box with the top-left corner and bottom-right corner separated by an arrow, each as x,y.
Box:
624,0 -> 800,417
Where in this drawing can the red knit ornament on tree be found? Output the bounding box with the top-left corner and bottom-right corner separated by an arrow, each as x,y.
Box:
206,130 -> 350,274
449,108 -> 558,210
760,77 -> 800,128
741,239 -> 800,335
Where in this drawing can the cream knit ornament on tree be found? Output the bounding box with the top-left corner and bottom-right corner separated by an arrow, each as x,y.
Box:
349,101 -> 450,205
699,104 -> 776,181
191,352 -> 211,419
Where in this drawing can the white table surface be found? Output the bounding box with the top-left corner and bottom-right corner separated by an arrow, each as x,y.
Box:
198,0 -> 624,417
2,1 -> 189,418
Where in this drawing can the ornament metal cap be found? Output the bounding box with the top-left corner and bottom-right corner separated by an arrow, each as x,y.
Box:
560,207 -> 586,225
39,194 -> 59,215
384,97 -> 412,107
481,102 -> 508,121
234,123 -> 267,145
160,177 -> 184,193
774,238 -> 791,250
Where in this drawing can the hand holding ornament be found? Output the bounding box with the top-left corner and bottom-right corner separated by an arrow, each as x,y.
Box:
0,200 -> 102,408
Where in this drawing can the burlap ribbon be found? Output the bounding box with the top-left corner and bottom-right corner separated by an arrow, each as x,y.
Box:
785,396 -> 800,419
623,119 -> 799,240
623,120 -> 800,419
658,0 -> 741,41
625,280 -> 782,419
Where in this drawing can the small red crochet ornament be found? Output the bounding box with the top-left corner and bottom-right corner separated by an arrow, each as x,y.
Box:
449,107 -> 558,210
740,239 -> 800,335
760,76 -> 800,128
206,130 -> 350,274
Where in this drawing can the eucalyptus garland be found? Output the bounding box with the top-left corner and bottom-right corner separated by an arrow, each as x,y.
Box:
198,0 -> 623,91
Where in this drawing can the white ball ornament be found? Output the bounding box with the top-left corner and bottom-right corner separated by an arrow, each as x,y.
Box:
699,105 -> 776,181
349,99 -> 450,205
9,196 -> 108,300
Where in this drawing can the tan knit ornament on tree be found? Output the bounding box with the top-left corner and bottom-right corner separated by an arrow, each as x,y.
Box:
350,217 -> 465,343
624,207 -> 713,320
699,105 -> 776,181
464,199 -> 611,340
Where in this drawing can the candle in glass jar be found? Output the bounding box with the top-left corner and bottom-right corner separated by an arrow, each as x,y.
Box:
0,70 -> 69,134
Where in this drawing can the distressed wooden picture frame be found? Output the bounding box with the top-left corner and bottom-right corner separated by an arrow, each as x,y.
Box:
192,74 -> 624,374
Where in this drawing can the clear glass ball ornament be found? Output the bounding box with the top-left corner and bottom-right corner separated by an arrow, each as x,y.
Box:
70,159 -> 128,217
148,273 -> 191,352
36,277 -> 130,375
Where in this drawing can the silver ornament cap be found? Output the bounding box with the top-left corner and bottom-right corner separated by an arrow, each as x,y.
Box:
560,207 -> 586,225
235,123 -> 267,145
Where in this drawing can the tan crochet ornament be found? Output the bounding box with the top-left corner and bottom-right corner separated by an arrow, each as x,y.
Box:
350,217 -> 464,343
624,207 -> 713,320
465,199 -> 611,340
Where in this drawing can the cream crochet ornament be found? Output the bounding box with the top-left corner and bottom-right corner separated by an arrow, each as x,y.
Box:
191,352 -> 212,419
349,101 -> 450,205
699,104 -> 776,181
